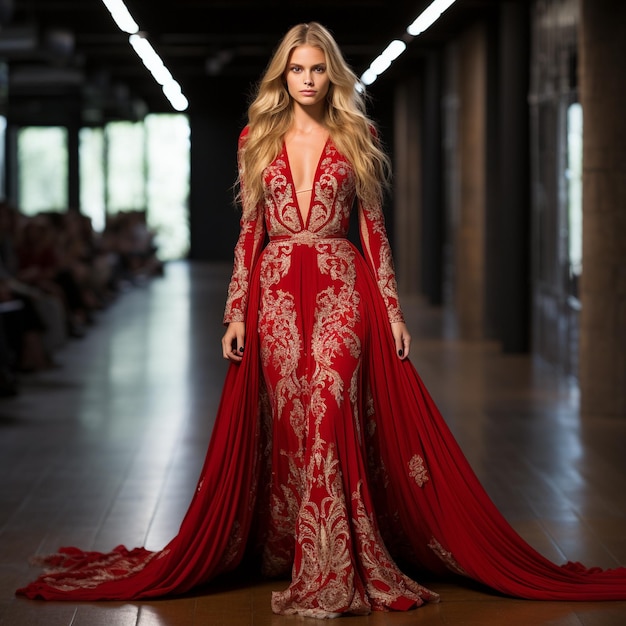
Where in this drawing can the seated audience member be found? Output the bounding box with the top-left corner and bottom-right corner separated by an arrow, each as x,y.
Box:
16,213 -> 89,338
0,203 -> 56,373
106,211 -> 163,283
0,201 -> 165,395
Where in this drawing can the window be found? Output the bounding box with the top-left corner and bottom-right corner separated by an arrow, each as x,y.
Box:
18,127 -> 68,215
79,127 -> 106,232
103,115 -> 189,259
145,113 -> 190,260
15,116 -> 189,259
106,121 -> 146,212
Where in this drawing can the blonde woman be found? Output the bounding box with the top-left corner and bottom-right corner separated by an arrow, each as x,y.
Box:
19,22 -> 626,618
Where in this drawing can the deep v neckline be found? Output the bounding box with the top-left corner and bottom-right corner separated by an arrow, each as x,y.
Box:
283,135 -> 330,229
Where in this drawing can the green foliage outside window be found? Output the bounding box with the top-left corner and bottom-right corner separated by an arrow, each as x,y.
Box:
18,126 -> 68,215
19,115 -> 190,260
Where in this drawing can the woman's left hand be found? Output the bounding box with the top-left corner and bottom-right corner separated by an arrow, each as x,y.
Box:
391,321 -> 411,360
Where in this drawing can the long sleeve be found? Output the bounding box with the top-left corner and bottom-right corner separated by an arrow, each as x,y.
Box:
358,201 -> 404,324
223,132 -> 266,324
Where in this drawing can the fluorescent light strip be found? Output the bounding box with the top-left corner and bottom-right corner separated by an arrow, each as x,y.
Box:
360,0 -> 458,86
361,38 -> 407,87
101,0 -> 138,34
100,0 -> 188,111
129,34 -> 188,111
407,0 -> 457,36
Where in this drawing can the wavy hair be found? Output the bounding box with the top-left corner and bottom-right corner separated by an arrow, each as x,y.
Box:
237,22 -> 391,218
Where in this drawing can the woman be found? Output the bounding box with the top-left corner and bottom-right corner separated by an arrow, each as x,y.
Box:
17,22 -> 626,618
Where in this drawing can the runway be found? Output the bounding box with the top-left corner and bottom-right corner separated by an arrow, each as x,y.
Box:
1,260 -> 625,625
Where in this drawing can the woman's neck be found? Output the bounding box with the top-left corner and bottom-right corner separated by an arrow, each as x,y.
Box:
291,104 -> 325,134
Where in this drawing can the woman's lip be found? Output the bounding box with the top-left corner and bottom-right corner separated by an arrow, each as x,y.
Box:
300,90 -> 316,95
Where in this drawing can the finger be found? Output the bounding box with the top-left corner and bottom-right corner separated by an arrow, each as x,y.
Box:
236,331 -> 245,356
225,349 -> 242,363
396,332 -> 411,360
222,333 -> 241,361
402,335 -> 410,359
395,335 -> 404,359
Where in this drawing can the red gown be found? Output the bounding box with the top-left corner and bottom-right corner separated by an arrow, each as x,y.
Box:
16,128 -> 626,616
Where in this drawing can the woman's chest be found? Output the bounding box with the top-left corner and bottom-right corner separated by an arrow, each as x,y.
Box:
262,144 -> 356,235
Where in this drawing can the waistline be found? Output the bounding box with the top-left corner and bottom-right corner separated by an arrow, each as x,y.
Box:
269,232 -> 347,245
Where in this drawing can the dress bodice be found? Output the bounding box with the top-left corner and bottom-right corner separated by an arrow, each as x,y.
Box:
223,127 -> 404,326
262,139 -> 353,240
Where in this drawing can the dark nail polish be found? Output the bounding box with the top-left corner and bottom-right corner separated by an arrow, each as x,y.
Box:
398,349 -> 403,357
239,347 -> 244,353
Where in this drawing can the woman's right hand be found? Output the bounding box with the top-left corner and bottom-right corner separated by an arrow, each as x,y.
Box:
222,321 -> 246,362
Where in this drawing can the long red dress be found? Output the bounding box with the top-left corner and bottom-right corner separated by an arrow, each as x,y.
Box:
16,128 -> 626,616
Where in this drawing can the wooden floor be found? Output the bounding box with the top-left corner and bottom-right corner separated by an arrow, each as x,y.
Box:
1,260 -> 625,625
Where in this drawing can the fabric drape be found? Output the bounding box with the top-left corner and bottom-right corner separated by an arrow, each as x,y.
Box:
17,129 -> 626,615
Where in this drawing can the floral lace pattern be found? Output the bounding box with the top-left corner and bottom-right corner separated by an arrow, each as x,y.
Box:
428,537 -> 468,577
224,129 -> 430,616
223,129 -> 404,325
20,125 -> 626,611
409,454 -> 430,487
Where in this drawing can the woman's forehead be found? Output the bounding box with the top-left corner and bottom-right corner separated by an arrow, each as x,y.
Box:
287,45 -> 326,65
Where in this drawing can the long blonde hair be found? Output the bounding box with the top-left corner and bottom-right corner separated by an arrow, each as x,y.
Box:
238,22 -> 391,218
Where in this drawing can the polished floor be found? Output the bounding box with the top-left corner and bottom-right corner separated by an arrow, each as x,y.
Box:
1,261 -> 625,626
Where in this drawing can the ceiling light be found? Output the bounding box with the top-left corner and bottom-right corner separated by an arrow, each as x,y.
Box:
361,39 -> 407,86
360,0 -> 458,86
101,0 -> 139,34
102,0 -> 189,111
407,0 -> 457,36
129,33 -> 188,111
129,34 -> 172,85
163,82 -> 189,112
360,69 -> 378,86
382,39 -> 407,62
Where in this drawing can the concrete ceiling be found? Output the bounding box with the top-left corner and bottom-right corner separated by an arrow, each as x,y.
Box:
1,0 -> 499,118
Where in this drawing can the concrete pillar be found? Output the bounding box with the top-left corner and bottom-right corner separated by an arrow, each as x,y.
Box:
393,77 -> 421,296
188,107 -> 240,262
455,22 -> 487,340
579,0 -> 626,416
421,51 -> 444,306
495,2 -> 530,352
67,123 -> 80,211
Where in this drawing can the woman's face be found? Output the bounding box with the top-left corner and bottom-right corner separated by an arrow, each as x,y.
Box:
284,45 -> 330,109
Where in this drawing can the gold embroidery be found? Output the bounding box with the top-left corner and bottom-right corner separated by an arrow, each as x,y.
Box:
352,481 -> 440,608
311,245 -> 361,406
349,365 -> 361,444
41,550 -> 162,592
228,138 -> 420,616
408,454 -> 429,487
360,202 -> 404,324
223,213 -> 265,323
428,537 -> 468,576
225,138 -> 404,324
220,521 -> 243,570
